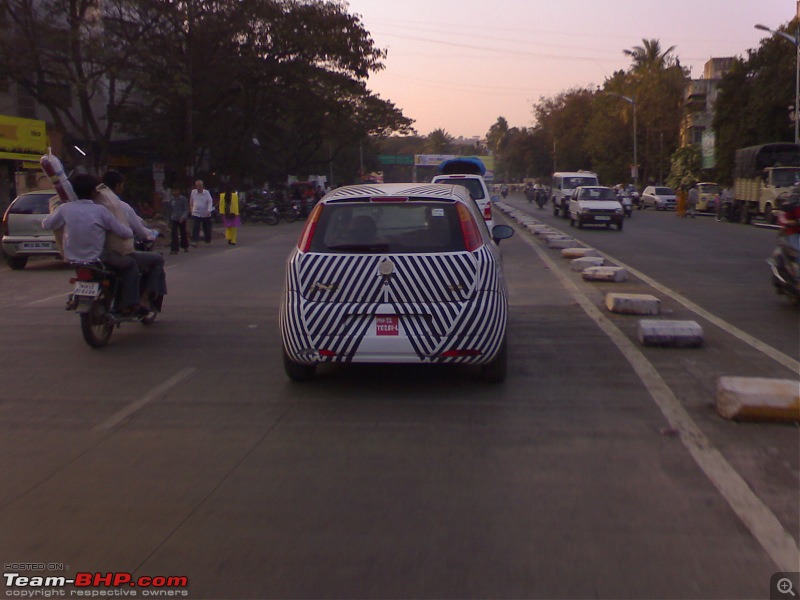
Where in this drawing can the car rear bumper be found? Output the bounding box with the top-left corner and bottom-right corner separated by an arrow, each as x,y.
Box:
2,237 -> 61,257
280,293 -> 508,366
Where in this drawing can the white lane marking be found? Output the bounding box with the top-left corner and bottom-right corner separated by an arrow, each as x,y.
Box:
92,367 -> 196,432
606,255 -> 799,374
516,224 -> 800,572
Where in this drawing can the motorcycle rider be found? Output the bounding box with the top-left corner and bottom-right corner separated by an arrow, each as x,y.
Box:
778,192 -> 800,266
42,174 -> 140,312
97,170 -> 167,309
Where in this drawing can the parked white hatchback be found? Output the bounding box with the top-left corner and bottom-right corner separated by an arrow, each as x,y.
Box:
280,183 -> 514,382
641,186 -> 677,210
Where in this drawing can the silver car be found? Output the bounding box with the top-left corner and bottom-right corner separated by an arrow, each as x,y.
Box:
1,189 -> 61,269
641,186 -> 677,211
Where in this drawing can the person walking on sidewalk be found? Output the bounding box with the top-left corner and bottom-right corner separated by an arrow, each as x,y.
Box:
687,183 -> 699,219
168,187 -> 190,254
219,182 -> 241,246
190,180 -> 214,245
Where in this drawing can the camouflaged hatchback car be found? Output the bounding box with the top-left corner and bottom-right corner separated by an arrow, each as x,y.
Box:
280,183 -> 514,382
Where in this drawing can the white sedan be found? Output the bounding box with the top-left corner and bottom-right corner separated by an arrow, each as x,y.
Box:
640,186 -> 677,211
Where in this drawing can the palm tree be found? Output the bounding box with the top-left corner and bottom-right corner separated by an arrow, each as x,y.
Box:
426,129 -> 455,154
623,39 -> 677,74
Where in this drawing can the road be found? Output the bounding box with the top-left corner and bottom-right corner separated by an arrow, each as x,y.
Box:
0,210 -> 797,599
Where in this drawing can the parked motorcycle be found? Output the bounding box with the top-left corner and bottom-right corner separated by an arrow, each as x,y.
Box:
66,239 -> 164,348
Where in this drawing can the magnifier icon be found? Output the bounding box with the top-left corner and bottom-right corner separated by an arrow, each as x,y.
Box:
778,578 -> 796,597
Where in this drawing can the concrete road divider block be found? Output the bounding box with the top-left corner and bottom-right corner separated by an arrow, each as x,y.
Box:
605,293 -> 660,315
637,319 -> 704,347
582,266 -> 628,282
561,247 -> 600,259
547,237 -> 580,249
716,377 -> 800,422
571,256 -> 605,271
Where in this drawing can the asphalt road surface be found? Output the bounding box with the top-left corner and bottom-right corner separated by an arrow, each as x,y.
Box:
0,211 -> 797,599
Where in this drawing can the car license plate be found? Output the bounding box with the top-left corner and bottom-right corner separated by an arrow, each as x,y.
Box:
21,241 -> 53,249
595,216 -> 610,221
376,316 -> 399,336
74,282 -> 100,297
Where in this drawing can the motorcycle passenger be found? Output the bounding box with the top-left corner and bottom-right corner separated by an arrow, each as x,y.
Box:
97,170 -> 167,309
41,174 -> 140,312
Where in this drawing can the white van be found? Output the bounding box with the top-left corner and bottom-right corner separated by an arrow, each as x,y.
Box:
551,171 -> 599,218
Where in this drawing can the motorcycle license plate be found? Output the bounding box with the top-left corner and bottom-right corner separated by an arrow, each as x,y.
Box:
74,282 -> 100,297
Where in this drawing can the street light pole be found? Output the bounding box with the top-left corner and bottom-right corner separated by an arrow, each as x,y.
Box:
609,93 -> 638,190
755,23 -> 800,145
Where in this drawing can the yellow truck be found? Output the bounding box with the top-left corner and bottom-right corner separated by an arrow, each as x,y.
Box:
733,143 -> 800,224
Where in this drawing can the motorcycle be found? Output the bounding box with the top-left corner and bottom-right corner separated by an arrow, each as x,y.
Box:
768,205 -> 800,304
618,191 -> 633,218
66,239 -> 164,348
535,189 -> 546,209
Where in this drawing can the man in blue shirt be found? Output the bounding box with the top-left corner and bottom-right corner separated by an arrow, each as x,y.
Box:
42,173 -> 141,311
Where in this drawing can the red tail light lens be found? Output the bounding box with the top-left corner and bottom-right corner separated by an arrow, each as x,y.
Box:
298,204 -> 324,252
483,202 -> 492,221
75,267 -> 95,281
440,349 -> 482,357
457,203 -> 483,252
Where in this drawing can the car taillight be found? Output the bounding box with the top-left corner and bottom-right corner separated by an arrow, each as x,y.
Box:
457,203 -> 483,252
483,202 -> 492,221
297,204 -> 324,252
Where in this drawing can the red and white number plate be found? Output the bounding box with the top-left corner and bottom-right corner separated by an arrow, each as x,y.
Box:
375,316 -> 399,336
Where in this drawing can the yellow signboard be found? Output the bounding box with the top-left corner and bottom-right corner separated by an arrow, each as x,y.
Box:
0,115 -> 47,161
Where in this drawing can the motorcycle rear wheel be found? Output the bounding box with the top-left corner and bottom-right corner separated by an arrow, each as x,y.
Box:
265,210 -> 280,226
80,301 -> 113,348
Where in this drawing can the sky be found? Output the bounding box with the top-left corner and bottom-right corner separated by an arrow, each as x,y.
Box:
344,0 -> 795,139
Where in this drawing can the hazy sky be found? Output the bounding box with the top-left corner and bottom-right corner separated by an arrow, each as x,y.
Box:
345,0 -> 794,138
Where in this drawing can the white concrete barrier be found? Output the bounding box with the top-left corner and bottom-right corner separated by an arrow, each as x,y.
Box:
716,377 -> 800,422
582,266 -> 628,282
561,247 -> 600,259
571,256 -> 605,271
605,293 -> 660,315
547,238 -> 580,249
637,319 -> 704,347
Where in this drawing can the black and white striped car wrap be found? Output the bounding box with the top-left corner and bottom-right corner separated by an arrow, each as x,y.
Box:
279,183 -> 509,367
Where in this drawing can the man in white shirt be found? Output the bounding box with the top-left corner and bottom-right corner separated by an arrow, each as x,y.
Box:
190,179 -> 214,244
42,173 -> 141,311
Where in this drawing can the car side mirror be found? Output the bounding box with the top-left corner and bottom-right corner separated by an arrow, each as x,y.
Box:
491,224 -> 514,245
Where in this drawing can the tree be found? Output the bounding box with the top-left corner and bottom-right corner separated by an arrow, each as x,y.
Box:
425,129 -> 454,154
0,0 -> 155,172
622,38 -> 686,186
713,19 -> 798,184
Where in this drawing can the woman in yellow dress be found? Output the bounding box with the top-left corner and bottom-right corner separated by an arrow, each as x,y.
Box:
219,183 -> 240,245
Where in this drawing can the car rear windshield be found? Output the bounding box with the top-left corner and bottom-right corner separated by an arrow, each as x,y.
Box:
309,201 -> 469,254
654,187 -> 674,195
564,176 -> 598,189
579,188 -> 616,200
433,178 -> 485,200
9,193 -> 54,215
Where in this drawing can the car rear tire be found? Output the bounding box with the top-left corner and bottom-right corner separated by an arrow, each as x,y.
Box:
283,348 -> 316,382
5,255 -> 28,270
480,337 -> 507,383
